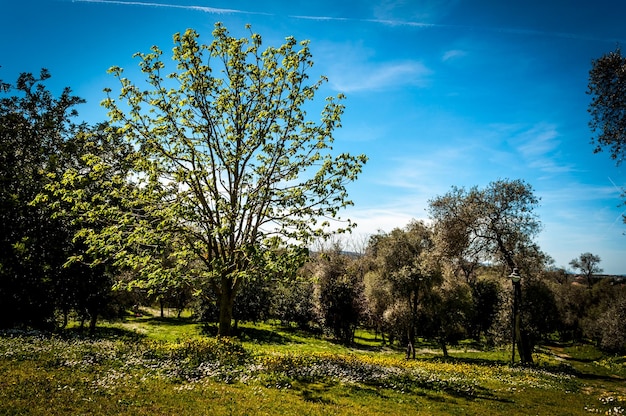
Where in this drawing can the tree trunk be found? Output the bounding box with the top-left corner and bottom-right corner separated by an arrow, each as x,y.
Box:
440,339 -> 448,358
520,330 -> 534,364
513,281 -> 534,364
405,339 -> 415,360
217,277 -> 236,336
407,291 -> 418,359
88,309 -> 98,335
406,326 -> 416,359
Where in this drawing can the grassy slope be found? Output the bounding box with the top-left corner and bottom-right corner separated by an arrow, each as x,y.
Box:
1,310 -> 624,416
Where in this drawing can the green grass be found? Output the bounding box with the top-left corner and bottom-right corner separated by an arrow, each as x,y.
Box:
1,312 -> 624,415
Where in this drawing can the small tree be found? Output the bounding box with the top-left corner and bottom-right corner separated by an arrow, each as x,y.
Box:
596,290 -> 626,353
363,270 -> 393,343
0,70 -> 117,330
419,280 -> 473,357
315,250 -> 366,345
368,220 -> 442,358
271,276 -> 317,329
569,252 -> 603,289
552,281 -> 590,341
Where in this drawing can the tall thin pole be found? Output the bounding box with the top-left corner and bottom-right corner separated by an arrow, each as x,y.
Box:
510,268 -> 521,365
511,280 -> 518,364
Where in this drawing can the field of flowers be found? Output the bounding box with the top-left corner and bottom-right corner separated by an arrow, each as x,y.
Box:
1,325 -> 624,415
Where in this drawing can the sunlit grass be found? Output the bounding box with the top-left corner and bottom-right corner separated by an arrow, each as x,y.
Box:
1,316 -> 625,415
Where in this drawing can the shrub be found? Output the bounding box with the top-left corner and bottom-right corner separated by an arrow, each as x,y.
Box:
160,336 -> 250,367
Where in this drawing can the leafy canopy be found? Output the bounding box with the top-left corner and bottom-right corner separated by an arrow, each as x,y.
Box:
54,23 -> 367,335
428,179 -> 542,272
588,47 -> 626,165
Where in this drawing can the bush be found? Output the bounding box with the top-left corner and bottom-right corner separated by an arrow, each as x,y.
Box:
159,336 -> 250,367
596,293 -> 626,353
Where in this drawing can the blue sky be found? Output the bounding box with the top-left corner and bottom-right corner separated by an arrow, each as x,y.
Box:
2,0 -> 625,273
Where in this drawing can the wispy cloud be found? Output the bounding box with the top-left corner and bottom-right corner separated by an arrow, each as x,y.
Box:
344,206 -> 420,236
511,124 -> 579,175
442,49 -> 467,62
74,0 -> 626,44
73,0 -> 270,15
516,124 -> 559,156
479,123 -> 577,175
288,15 -> 352,22
540,183 -> 618,204
330,61 -> 431,93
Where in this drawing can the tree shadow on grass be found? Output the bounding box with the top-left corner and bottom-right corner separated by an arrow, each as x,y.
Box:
138,315 -> 196,327
236,326 -> 294,345
199,324 -> 295,345
350,334 -> 387,352
61,325 -> 146,342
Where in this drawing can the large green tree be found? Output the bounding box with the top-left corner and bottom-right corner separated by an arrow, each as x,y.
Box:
63,24 -> 366,336
428,179 -> 543,363
0,69 -> 86,329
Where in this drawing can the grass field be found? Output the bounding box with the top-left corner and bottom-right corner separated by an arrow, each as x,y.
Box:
1,309 -> 624,415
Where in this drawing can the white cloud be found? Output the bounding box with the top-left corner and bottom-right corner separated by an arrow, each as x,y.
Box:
74,0 -> 258,14
372,0 -> 460,24
538,182 -> 620,204
515,124 -> 559,157
348,207 -> 417,234
329,61 -> 432,93
479,122 -> 578,176
442,49 -> 467,61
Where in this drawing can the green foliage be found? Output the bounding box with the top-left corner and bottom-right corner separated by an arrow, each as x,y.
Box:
418,280 -> 474,355
520,278 -> 560,348
0,69 -> 121,330
469,278 -> 501,341
314,250 -> 366,344
366,220 -> 443,355
588,47 -> 626,165
58,23 -> 366,336
586,284 -> 626,353
271,276 -> 317,329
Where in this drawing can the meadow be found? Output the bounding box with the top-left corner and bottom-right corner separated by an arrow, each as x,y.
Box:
1,309 -> 624,416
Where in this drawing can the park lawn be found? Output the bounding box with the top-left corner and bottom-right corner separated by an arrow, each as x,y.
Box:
0,361 -> 610,416
1,312 -> 624,416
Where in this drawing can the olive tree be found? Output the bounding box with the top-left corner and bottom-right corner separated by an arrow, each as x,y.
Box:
368,220 -> 442,358
314,249 -> 366,345
428,179 -> 543,363
429,179 -> 541,272
60,24 -> 366,336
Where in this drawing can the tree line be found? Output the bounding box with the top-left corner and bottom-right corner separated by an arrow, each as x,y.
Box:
1,24 -> 625,357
